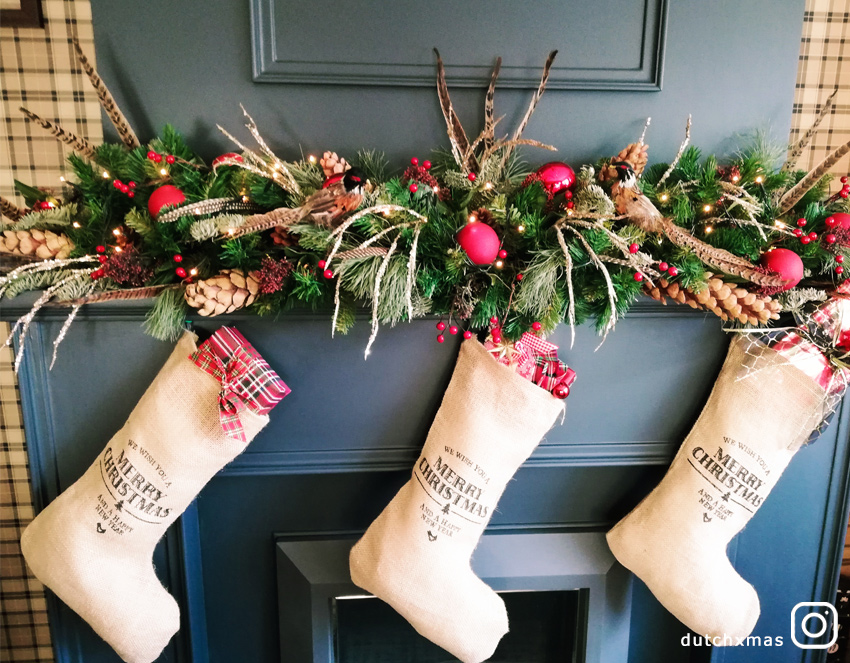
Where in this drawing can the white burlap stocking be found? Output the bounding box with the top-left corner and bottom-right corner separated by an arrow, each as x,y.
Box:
21,333 -> 270,663
349,339 -> 564,663
607,336 -> 827,640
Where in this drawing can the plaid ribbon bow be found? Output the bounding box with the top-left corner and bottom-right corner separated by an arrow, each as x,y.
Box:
190,327 -> 290,442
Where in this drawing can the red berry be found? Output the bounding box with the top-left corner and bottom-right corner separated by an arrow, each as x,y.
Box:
437,334 -> 445,344
809,232 -> 818,240
463,330 -> 472,339
842,176 -> 849,183
166,155 -> 175,164
498,249 -> 508,259
516,273 -> 524,281
96,245 -> 106,253
797,218 -> 807,227
120,185 -> 130,193
423,160 -> 432,170
449,325 -> 459,335
629,243 -> 639,254
128,181 -> 136,189
841,191 -> 849,199
564,190 -> 573,200
801,236 -> 811,244
793,228 -> 803,237
147,151 -> 157,160
436,321 -> 446,331
153,154 -> 162,163
468,172 -> 477,182
492,334 -> 502,344
173,254 -> 183,263
667,266 -> 679,276
566,201 -> 575,209
837,266 -> 845,274
113,179 -> 121,188
90,270 -> 100,280
633,272 -> 643,282
98,255 -> 107,264
658,262 -> 669,271
409,182 -> 418,193
837,255 -> 846,264
489,316 -> 498,325
324,269 -> 334,279
318,260 -> 326,269
532,322 -> 542,331
410,157 -> 419,166
127,191 -> 135,198
826,216 -> 838,228
175,267 -> 187,278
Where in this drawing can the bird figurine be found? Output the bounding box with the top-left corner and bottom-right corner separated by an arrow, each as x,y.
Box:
228,168 -> 366,238
610,162 -> 785,288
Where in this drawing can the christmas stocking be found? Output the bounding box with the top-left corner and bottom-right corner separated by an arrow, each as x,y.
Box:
349,338 -> 565,663
607,312 -> 847,641
20,328 -> 289,663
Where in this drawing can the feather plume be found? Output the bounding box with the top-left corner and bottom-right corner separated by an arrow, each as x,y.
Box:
1,196 -> 25,222
782,88 -> 838,173
335,247 -> 388,261
483,57 -> 502,151
156,197 -> 263,223
227,207 -> 304,238
54,284 -> 175,306
778,139 -> 850,214
72,38 -> 140,149
19,107 -> 97,159
434,49 -> 476,172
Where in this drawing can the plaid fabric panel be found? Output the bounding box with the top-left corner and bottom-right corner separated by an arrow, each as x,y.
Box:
788,0 -> 850,174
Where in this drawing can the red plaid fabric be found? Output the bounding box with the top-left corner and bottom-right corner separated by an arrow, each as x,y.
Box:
517,333 -> 577,394
190,327 -> 290,442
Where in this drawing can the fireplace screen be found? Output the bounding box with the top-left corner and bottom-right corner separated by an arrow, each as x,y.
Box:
333,590 -> 584,662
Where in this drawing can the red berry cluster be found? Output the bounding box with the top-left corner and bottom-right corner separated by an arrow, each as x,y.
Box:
111,178 -> 137,199
147,150 -> 176,165
97,245 -> 153,286
839,175 -> 849,199
404,157 -> 446,199
256,256 -> 294,294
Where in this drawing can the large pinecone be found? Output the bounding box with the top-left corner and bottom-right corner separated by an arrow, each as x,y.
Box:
0,229 -> 73,259
598,142 -> 650,183
319,151 -> 350,178
644,274 -> 781,325
184,269 -> 260,316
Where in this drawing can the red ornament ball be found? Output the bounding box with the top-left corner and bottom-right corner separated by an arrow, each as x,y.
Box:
146,151 -> 157,160
175,267 -> 187,278
534,162 -> 576,195
409,182 -> 419,193
463,330 -> 472,339
629,243 -> 639,254
322,173 -> 345,189
760,248 -> 804,290
449,325 -> 459,335
633,272 -> 643,282
148,184 -> 186,217
423,160 -> 432,170
437,334 -> 445,344
165,155 -> 176,165
667,266 -> 679,277
467,172 -> 477,182
532,322 -> 542,331
457,221 -> 500,265
826,213 -> 850,230
552,384 -> 570,399
658,262 -> 669,271
796,218 -> 807,227
436,321 -> 446,331
323,269 -> 334,279
410,157 -> 419,166
498,249 -> 508,259
212,153 -> 244,167
96,245 -> 106,253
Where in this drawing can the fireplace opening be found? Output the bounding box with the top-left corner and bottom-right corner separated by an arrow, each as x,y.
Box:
333,590 -> 585,662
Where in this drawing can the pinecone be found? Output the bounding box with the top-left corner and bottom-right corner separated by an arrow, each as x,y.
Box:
644,273 -> 781,325
270,226 -> 298,247
0,229 -> 73,259
598,142 -> 650,183
184,269 -> 260,316
319,151 -> 350,178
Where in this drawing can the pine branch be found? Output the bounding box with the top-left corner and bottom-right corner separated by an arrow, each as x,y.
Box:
143,287 -> 188,341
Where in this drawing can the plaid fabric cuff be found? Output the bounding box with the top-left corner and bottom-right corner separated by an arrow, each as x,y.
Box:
190,327 -> 290,442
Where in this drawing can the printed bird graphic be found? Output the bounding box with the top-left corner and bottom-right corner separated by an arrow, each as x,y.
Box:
427,531 -> 438,542
228,168 -> 366,238
610,163 -> 785,288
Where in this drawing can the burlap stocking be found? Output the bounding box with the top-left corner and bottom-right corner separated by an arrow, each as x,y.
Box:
21,331 -> 285,663
607,336 -> 826,640
349,339 -> 564,663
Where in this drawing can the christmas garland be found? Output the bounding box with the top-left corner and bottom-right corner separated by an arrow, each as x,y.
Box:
2,45 -> 850,367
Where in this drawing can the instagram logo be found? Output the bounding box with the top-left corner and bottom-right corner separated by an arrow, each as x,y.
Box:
791,602 -> 838,649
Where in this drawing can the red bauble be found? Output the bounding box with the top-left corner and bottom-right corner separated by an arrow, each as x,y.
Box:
826,213 -> 850,231
535,162 -> 575,195
212,152 -> 244,167
457,222 -> 500,265
148,185 -> 186,217
322,173 -> 345,189
552,384 -> 570,399
760,248 -> 804,290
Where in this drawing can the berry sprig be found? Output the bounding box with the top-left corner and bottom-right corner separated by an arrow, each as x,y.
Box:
111,178 -> 137,199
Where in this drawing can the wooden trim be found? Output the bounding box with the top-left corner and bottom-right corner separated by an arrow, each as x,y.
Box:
0,0 -> 43,28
